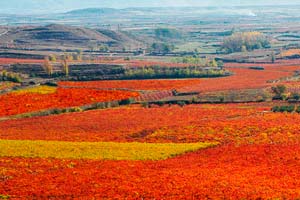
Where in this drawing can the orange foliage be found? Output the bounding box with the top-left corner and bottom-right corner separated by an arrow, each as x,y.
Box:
59,62 -> 298,93
179,67 -> 292,92
59,79 -> 201,91
2,59 -> 300,199
2,103 -> 299,145
2,103 -> 300,198
1,144 -> 300,199
0,88 -> 139,117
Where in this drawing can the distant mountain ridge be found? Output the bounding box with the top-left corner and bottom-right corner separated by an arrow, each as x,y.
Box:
1,0 -> 300,14
66,8 -> 121,15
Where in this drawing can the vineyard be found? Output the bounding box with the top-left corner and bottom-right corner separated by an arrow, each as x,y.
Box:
2,3 -> 300,198
59,61 -> 298,94
0,86 -> 139,117
59,79 -> 202,91
1,53 -> 300,199
1,103 -> 300,198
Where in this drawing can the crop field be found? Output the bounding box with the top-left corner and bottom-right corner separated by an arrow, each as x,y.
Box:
0,103 -> 299,144
1,56 -> 300,199
0,58 -> 43,64
59,79 -> 202,91
1,102 -> 300,198
0,86 -> 139,117
59,61 -> 297,94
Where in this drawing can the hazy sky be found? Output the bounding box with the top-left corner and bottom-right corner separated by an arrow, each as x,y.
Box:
1,0 -> 300,14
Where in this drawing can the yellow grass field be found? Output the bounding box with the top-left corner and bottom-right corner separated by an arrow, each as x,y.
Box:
12,86 -> 57,95
0,140 -> 217,161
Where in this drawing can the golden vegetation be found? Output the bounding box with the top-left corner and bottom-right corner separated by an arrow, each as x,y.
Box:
0,140 -> 217,161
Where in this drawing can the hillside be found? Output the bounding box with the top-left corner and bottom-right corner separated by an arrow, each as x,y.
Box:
0,24 -> 145,51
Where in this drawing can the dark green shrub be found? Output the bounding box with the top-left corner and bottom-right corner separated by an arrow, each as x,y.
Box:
45,82 -> 58,87
119,99 -> 132,105
141,102 -> 149,108
177,101 -> 186,107
271,106 -> 280,112
271,85 -> 287,100
290,93 -> 300,100
156,101 -> 165,107
249,66 -> 264,70
272,105 -> 295,113
286,105 -> 295,113
52,109 -> 62,115
278,105 -> 295,113
219,96 -> 225,103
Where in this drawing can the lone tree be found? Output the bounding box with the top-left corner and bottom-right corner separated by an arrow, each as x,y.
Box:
272,85 -> 286,100
271,52 -> 276,63
73,50 -> 83,61
64,53 -> 73,62
43,56 -> 53,76
62,58 -> 69,76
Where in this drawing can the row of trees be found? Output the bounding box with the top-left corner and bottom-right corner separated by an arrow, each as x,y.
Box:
124,66 -> 229,79
271,85 -> 300,102
272,105 -> 300,113
172,56 -> 224,68
44,52 -> 85,76
48,51 -> 83,62
43,56 -> 69,76
0,70 -> 22,83
89,44 -> 109,52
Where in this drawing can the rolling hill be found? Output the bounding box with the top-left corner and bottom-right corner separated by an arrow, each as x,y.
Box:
0,24 -> 145,51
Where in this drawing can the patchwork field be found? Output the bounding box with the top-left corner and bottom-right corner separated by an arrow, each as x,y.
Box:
1,103 -> 300,198
3,3 -> 300,199
1,59 -> 300,199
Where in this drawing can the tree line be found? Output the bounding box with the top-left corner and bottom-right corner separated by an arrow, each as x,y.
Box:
221,31 -> 270,53
172,56 -> 224,68
43,53 -> 81,76
124,66 -> 230,79
0,70 -> 22,83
